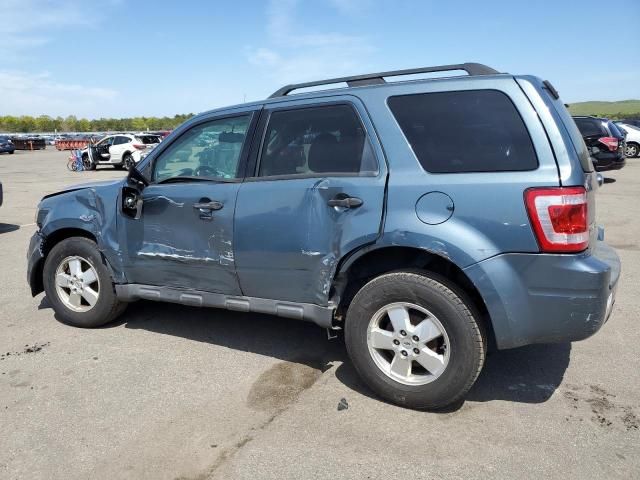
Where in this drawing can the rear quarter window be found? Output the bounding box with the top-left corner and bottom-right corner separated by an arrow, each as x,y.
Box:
388,90 -> 538,173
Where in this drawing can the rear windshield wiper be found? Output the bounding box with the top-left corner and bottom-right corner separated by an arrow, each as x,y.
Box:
157,176 -> 231,184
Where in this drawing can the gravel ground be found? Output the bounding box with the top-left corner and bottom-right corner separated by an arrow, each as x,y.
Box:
0,149 -> 638,480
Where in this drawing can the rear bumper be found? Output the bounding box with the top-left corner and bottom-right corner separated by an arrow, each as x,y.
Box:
464,241 -> 620,349
593,155 -> 625,172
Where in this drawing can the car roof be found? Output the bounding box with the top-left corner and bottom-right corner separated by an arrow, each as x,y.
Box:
195,71 -> 512,119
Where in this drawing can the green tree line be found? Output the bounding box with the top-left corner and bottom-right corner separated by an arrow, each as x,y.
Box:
588,112 -> 640,120
0,114 -> 195,133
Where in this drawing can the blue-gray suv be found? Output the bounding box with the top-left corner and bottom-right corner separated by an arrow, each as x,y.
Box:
27,63 -> 621,409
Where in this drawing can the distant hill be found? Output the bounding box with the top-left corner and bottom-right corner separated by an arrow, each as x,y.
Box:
568,100 -> 640,119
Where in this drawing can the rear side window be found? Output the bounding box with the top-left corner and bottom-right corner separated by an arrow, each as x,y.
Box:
573,118 -> 606,137
257,104 -> 377,177
388,90 -> 538,173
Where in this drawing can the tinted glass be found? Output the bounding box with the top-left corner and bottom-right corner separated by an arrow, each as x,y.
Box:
573,118 -> 606,137
607,122 -> 624,138
114,136 -> 129,145
136,135 -> 160,144
258,104 -> 377,177
153,115 -> 250,182
388,90 -> 537,173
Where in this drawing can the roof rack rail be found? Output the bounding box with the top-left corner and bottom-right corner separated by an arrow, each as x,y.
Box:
268,62 -> 499,98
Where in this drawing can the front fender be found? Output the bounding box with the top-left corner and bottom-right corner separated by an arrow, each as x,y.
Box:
37,183 -> 126,283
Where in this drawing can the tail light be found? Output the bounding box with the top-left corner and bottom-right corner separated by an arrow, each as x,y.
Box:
132,144 -> 146,150
524,187 -> 589,253
598,137 -> 618,152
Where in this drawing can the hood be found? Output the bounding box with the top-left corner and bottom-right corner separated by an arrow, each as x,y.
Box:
42,179 -> 124,200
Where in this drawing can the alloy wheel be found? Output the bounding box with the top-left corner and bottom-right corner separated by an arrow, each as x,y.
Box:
54,256 -> 101,312
366,302 -> 450,386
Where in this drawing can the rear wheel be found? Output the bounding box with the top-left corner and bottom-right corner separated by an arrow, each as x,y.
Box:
625,142 -> 639,158
43,237 -> 126,328
345,271 -> 485,410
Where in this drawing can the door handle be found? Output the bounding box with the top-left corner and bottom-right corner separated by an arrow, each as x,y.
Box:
193,201 -> 223,211
327,195 -> 363,209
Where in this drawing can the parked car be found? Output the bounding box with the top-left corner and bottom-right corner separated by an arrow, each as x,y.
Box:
620,119 -> 640,128
27,63 -> 621,410
136,133 -> 162,146
0,136 -> 15,154
572,116 -> 626,171
615,122 -> 640,158
81,134 -> 150,170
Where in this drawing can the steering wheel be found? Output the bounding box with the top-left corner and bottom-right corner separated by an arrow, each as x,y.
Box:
194,165 -> 223,177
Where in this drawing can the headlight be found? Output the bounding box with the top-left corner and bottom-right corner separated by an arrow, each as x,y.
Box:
35,208 -> 48,228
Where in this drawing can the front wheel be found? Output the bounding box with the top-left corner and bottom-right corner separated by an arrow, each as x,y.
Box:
345,271 -> 486,410
82,154 -> 95,170
43,237 -> 126,328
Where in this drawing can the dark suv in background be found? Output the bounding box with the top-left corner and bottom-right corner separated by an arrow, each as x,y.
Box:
572,116 -> 626,171
0,136 -> 15,154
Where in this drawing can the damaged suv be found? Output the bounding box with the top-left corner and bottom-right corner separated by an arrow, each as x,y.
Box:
27,63 -> 620,410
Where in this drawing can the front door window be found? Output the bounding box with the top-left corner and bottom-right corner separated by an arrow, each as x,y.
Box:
153,115 -> 251,182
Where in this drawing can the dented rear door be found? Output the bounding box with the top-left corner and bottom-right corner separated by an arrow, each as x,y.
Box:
233,96 -> 387,305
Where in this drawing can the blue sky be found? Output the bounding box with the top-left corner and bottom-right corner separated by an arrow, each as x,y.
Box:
1,0 -> 639,118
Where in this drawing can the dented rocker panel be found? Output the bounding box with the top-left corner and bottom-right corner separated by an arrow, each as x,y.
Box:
115,284 -> 335,327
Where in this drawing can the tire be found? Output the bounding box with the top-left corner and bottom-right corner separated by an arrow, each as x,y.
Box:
625,142 -> 639,158
345,270 -> 486,410
81,154 -> 95,171
9,150 -> 14,154
123,153 -> 135,170
43,237 -> 126,328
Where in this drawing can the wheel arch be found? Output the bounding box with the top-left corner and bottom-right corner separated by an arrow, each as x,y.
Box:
30,227 -> 97,296
331,245 -> 494,346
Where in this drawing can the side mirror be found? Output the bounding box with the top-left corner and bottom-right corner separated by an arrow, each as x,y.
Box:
122,167 -> 149,219
127,165 -> 149,188
596,173 -> 604,187
121,186 -> 143,219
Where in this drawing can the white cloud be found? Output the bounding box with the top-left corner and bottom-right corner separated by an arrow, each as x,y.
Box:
0,71 -> 118,117
247,0 -> 375,85
0,0 -> 88,56
0,0 -> 121,117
